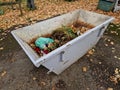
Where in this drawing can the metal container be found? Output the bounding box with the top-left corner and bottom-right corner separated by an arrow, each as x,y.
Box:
97,0 -> 115,11
11,9 -> 114,75
97,0 -> 120,12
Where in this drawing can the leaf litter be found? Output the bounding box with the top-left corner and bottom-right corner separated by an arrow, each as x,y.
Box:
0,0 -> 120,30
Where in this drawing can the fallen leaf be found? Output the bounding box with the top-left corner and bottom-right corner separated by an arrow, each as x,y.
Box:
86,54 -> 90,57
110,41 -> 114,45
1,33 -> 7,36
89,59 -> 93,62
1,71 -> 7,77
111,47 -> 115,50
52,85 -> 56,90
107,39 -> 111,42
0,38 -> 3,41
112,50 -> 115,53
110,76 -> 118,84
107,87 -> 113,90
105,44 -> 108,46
98,62 -> 102,64
82,67 -> 87,72
41,81 -> 46,86
88,49 -> 94,55
115,68 -> 119,74
86,88 -> 90,90
0,47 -> 4,50
114,56 -> 118,59
32,77 -> 36,81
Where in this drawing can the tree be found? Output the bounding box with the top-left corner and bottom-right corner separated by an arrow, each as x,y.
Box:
27,0 -> 36,10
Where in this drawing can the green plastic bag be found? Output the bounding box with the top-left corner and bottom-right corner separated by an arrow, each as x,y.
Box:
35,37 -> 54,49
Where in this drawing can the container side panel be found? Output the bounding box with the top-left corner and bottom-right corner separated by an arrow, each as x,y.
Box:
11,33 -> 39,62
12,10 -> 80,43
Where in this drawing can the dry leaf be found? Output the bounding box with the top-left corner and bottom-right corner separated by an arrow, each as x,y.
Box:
52,85 -> 56,90
115,68 -> 119,74
110,42 -> 114,45
112,50 -> 115,53
107,87 -> 113,90
0,47 -> 4,50
89,59 -> 93,62
98,62 -> 102,64
110,76 -> 118,84
32,77 -> 36,80
105,44 -> 108,46
114,56 -> 118,59
86,54 -> 90,57
1,71 -> 7,77
41,81 -> 46,86
0,38 -> 3,41
82,67 -> 87,72
88,50 -> 94,55
112,47 -> 115,50
107,39 -> 111,42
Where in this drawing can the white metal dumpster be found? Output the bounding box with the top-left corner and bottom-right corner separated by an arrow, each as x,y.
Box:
11,9 -> 114,75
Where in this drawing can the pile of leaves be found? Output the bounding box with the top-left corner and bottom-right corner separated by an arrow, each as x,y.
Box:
29,21 -> 94,57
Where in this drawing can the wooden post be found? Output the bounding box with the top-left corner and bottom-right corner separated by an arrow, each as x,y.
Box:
27,0 -> 36,10
17,0 -> 23,16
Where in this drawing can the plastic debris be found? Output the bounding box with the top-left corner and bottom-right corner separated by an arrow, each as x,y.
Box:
35,37 -> 54,49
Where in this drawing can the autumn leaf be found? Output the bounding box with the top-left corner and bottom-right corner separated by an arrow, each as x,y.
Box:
82,66 -> 87,72
1,70 -> 7,77
32,77 -> 36,81
88,49 -> 95,55
0,47 -> 4,50
41,81 -> 46,86
107,87 -> 113,90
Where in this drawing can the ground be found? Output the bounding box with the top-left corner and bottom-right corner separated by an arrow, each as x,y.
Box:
0,0 -> 120,90
0,23 -> 120,90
